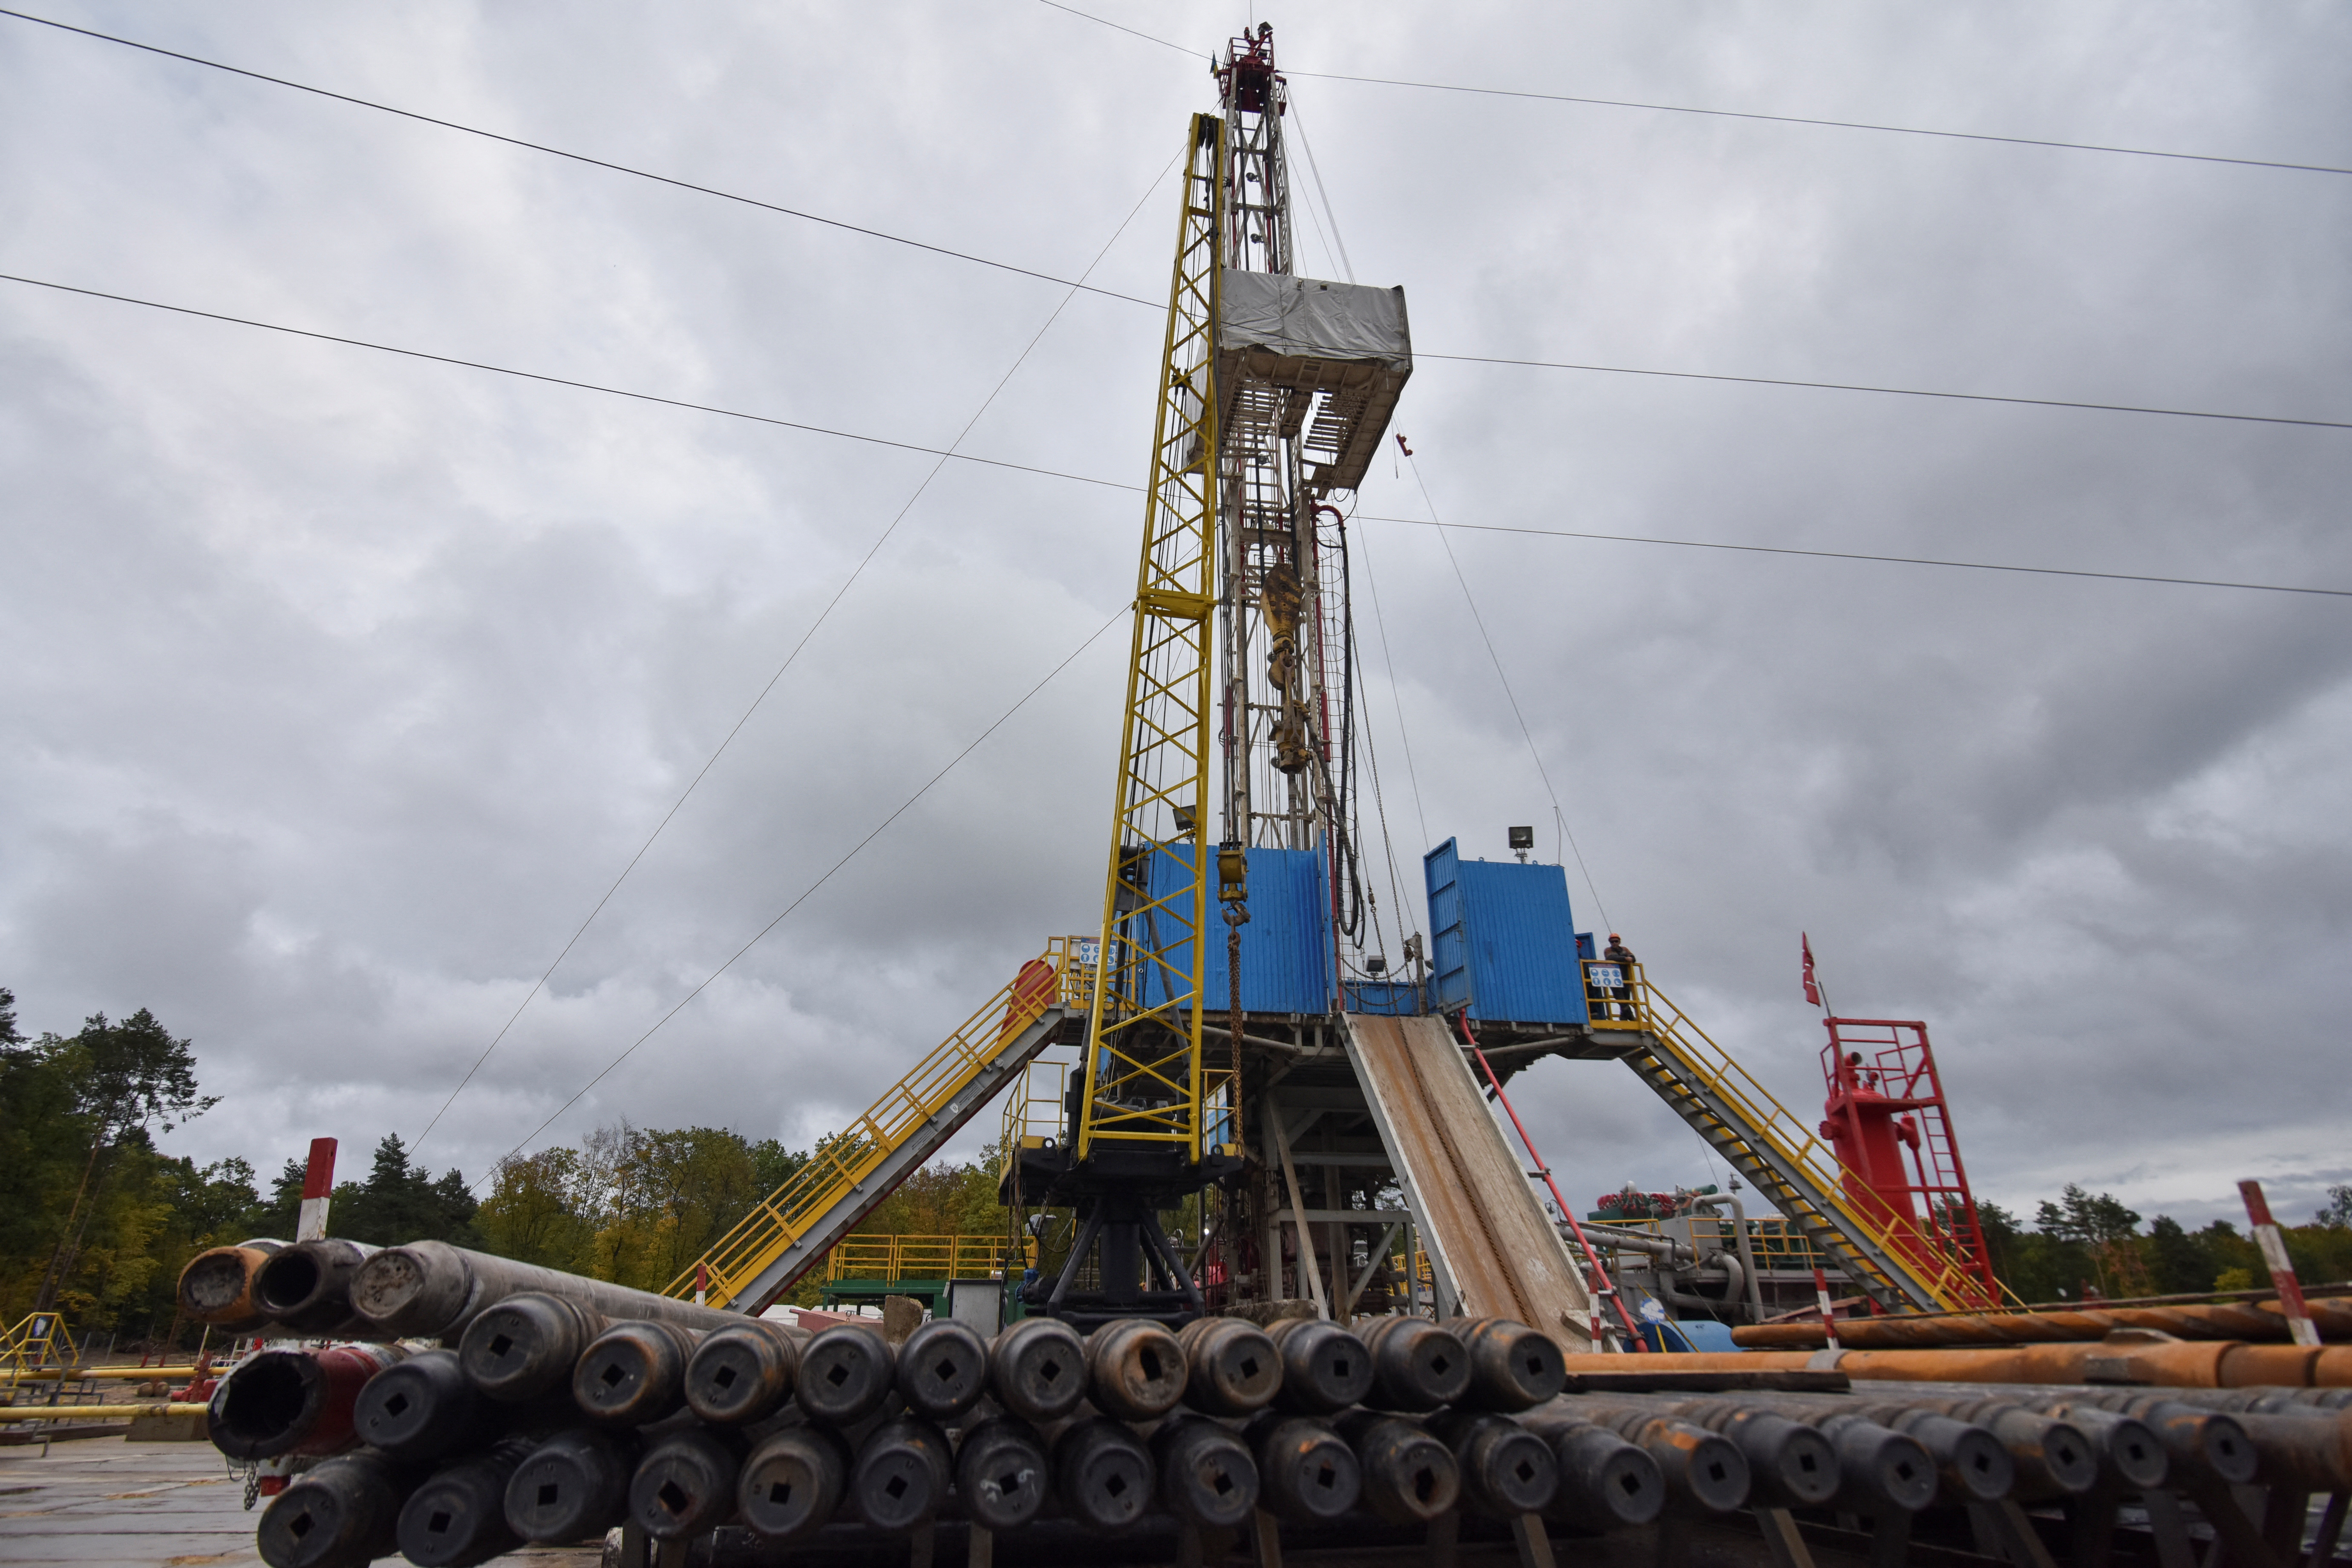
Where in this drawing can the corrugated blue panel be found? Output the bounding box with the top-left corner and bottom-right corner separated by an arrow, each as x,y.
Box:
1422,839 -> 1590,1027
1139,845 -> 1333,1015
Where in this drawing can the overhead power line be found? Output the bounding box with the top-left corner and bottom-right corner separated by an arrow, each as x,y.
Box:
479,599 -> 1131,1182
1037,0 -> 2352,178
6,272 -> 2347,602
9,10 -> 2347,437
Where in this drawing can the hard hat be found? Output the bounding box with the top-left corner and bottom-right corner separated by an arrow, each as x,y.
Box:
1608,933 -> 1620,942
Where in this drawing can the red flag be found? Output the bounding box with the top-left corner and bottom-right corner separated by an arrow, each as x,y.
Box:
1801,933 -> 1821,1006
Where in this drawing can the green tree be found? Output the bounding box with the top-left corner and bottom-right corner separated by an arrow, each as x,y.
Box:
329,1135 -> 480,1248
476,1148 -> 596,1271
2033,1185 -> 2145,1297
2317,1185 -> 2352,1229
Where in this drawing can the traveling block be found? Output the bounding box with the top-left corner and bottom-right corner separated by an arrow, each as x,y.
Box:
459,1291 -> 607,1403
852,1416 -> 954,1536
395,1432 -> 537,1568
210,1343 -> 408,1461
1053,1415 -> 1158,1531
1514,1414 -> 1665,1530
1358,1316 -> 1471,1412
1456,1317 -> 1568,1412
1333,1409 -> 1460,1526
796,1320 -> 897,1426
252,1239 -> 378,1336
573,1320 -> 703,1427
736,1424 -> 853,1544
504,1427 -> 640,1543
954,1415 -> 1052,1533
1087,1317 -> 1188,1420
895,1318 -> 989,1422
1427,1408 -> 1559,1518
629,1425 -> 748,1541
685,1320 -> 804,1426
1176,1317 -> 1282,1416
1153,1413 -> 1262,1528
1267,1318 -> 1375,1415
1245,1412 -> 1363,1525
987,1316 -> 1089,1424
255,1449 -> 411,1568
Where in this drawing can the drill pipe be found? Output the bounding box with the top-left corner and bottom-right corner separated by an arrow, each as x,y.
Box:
738,1422 -> 853,1544
1427,1408 -> 1560,1518
796,1320 -> 896,1426
1548,1396 -> 1834,1510
1870,1407 -> 2014,1504
1153,1413 -> 1262,1528
1733,1294 -> 2352,1349
1909,1400 -> 2099,1499
1516,1416 -> 1666,1530
176,1239 -> 288,1330
2045,1388 -> 2337,1490
1862,1385 -> 2171,1490
348,1238 -> 743,1342
253,1239 -> 380,1336
630,1424 -> 749,1541
504,1427 -> 640,1543
1174,1317 -> 1280,1417
894,1318 -> 988,1422
458,1291 -> 606,1403
1245,1412 -> 1363,1525
353,1348 -> 503,1463
987,1315 -> 1088,1424
1358,1316 -> 1472,1412
1333,1409 -> 1461,1526
686,1320 -> 804,1426
1053,1415 -> 1157,1531
1903,1385 -> 2259,1488
209,1343 -> 408,1461
255,1448 -> 412,1568
1267,1318 -> 1375,1415
851,1416 -> 954,1536
1457,1317 -> 1568,1413
952,1415 -> 1051,1533
1086,1317 -> 1188,1420
1535,1405 -> 1750,1513
395,1431 -> 537,1568
574,1320 -> 704,1427
1555,1341 -> 2352,1387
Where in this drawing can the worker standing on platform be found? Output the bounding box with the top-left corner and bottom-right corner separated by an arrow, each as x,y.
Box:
1603,934 -> 1638,1020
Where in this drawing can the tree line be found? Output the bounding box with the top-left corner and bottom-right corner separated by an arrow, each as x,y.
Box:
4,990 -> 2346,1348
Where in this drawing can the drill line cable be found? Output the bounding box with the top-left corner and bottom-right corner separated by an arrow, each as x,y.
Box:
8,273 -> 2347,602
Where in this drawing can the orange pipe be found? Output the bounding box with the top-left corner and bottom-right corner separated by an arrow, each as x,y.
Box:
1561,1337 -> 2350,1388
1732,1296 -> 2352,1349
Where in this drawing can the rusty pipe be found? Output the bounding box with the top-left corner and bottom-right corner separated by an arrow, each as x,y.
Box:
176,1239 -> 288,1330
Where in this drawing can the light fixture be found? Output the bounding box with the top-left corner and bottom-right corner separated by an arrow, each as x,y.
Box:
1508,825 -> 1534,862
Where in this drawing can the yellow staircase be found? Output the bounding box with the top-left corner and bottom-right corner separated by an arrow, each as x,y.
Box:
1600,963 -> 2001,1314
1,1313 -> 77,1403
665,938 -> 1092,1313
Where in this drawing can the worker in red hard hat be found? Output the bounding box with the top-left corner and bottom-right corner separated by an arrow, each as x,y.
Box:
1601,933 -> 1638,1021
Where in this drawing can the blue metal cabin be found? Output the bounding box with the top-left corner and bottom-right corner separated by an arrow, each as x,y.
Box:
1424,837 -> 1591,1030
1139,845 -> 1333,1015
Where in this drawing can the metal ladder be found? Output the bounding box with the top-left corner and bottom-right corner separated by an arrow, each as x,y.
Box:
663,938 -> 1090,1313
1616,970 -> 1991,1314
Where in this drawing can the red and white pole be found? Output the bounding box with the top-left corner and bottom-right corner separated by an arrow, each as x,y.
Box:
295,1138 -> 337,1242
1813,1266 -> 1844,1351
2239,1179 -> 2321,1349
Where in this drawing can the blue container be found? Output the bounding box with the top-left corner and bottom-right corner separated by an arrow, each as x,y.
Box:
1424,838 -> 1589,1028
1341,979 -> 1422,1016
1139,845 -> 1333,1016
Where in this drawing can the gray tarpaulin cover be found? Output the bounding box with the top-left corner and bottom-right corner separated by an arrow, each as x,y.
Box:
1219,271 -> 1411,371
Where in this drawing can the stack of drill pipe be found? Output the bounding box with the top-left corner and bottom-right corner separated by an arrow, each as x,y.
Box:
174,1238 -> 289,1332
1732,1292 -> 2352,1348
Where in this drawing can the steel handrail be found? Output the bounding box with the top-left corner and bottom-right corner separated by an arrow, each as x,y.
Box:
664,939 -> 1084,1309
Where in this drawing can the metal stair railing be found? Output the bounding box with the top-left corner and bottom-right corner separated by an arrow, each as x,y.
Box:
665,937 -> 1091,1312
1608,965 -> 1992,1314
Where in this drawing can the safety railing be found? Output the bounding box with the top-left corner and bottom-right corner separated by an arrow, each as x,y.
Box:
1626,971 -> 2001,1313
1585,1215 -> 1832,1272
666,937 -> 1091,1309
824,1234 -> 1035,1283
997,1052 -> 1239,1187
1,1313 -> 78,1404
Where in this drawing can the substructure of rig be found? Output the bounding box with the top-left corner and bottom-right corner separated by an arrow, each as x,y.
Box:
162,24 -> 2352,1568
179,1234 -> 2352,1567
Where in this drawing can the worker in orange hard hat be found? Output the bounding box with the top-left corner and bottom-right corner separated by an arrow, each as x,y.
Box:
1601,933 -> 1638,1021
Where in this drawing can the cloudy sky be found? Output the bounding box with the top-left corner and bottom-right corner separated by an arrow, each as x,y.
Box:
3,0 -> 2346,1236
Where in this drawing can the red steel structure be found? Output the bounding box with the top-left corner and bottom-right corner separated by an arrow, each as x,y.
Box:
1816,1018 -> 2001,1308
